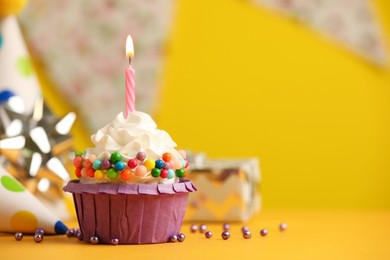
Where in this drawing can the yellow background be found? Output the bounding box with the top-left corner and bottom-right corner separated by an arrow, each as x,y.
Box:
39,0 -> 390,209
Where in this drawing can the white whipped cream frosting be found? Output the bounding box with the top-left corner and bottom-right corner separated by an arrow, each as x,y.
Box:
82,111 -> 184,184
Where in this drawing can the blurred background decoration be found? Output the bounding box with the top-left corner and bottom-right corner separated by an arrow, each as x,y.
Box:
7,0 -> 390,209
20,0 -> 173,131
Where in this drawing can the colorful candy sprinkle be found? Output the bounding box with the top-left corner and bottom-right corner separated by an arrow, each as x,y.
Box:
163,162 -> 171,169
75,151 -> 83,157
151,168 -> 161,177
127,158 -> 138,169
175,168 -> 185,178
135,165 -> 147,177
160,169 -> 168,178
73,157 -> 83,168
92,160 -> 102,170
155,159 -> 164,169
75,168 -> 82,178
110,152 -> 122,163
167,169 -> 175,179
120,169 -> 132,181
136,151 -> 146,161
144,159 -> 155,171
162,153 -> 172,162
107,169 -> 118,179
94,170 -> 104,179
205,231 -> 212,239
114,161 -> 125,171
87,168 -> 95,177
83,159 -> 92,169
101,159 -> 111,170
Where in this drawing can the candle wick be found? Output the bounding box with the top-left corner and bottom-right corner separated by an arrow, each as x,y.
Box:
128,57 -> 132,65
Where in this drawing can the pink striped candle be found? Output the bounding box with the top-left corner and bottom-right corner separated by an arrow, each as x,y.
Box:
125,35 -> 135,118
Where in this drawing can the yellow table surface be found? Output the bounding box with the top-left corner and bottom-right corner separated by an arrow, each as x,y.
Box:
1,209 -> 389,260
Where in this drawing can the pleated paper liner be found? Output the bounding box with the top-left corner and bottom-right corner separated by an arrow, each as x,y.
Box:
63,180 -> 196,244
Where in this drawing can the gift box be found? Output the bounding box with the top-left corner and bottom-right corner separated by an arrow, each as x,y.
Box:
185,154 -> 261,222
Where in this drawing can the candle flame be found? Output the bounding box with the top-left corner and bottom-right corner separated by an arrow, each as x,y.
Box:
126,35 -> 134,58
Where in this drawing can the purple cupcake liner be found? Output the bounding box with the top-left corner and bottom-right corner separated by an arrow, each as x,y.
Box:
64,180 -> 196,244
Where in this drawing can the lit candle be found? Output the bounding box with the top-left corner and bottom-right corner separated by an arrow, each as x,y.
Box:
125,35 -> 135,118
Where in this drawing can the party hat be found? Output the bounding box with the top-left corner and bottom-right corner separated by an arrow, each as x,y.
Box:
0,166 -> 68,234
0,15 -> 41,115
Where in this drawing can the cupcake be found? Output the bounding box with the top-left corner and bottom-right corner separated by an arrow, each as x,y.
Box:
63,111 -> 196,244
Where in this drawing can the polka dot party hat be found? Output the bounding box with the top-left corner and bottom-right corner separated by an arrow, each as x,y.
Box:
0,166 -> 68,234
0,15 -> 41,115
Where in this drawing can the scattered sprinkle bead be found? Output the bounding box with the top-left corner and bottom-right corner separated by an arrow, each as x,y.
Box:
175,168 -> 185,178
243,230 -> 251,239
120,169 -> 132,181
135,165 -> 147,177
155,159 -> 164,169
94,170 -> 104,179
162,153 -> 172,162
114,161 -> 125,171
83,159 -> 92,169
90,236 -> 99,245
241,226 -> 249,233
127,158 -> 138,169
75,168 -> 82,178
190,225 -> 198,233
223,223 -> 230,231
101,159 -> 111,170
136,151 -> 146,161
76,230 -> 83,241
221,231 -> 230,240
107,168 -> 118,179
279,222 -> 287,231
35,228 -> 44,235
92,160 -> 102,170
260,229 -> 268,237
205,231 -> 213,239
151,168 -> 161,178
111,238 -> 119,245
160,169 -> 168,178
169,235 -> 178,242
167,169 -> 175,179
110,152 -> 122,163
87,168 -> 95,177
144,159 -> 155,171
73,157 -> 83,168
199,224 -> 207,233
66,229 -> 75,237
14,232 -> 23,241
177,233 -> 185,242
34,233 -> 43,243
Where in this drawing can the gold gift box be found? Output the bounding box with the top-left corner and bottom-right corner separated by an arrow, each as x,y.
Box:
185,156 -> 261,222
